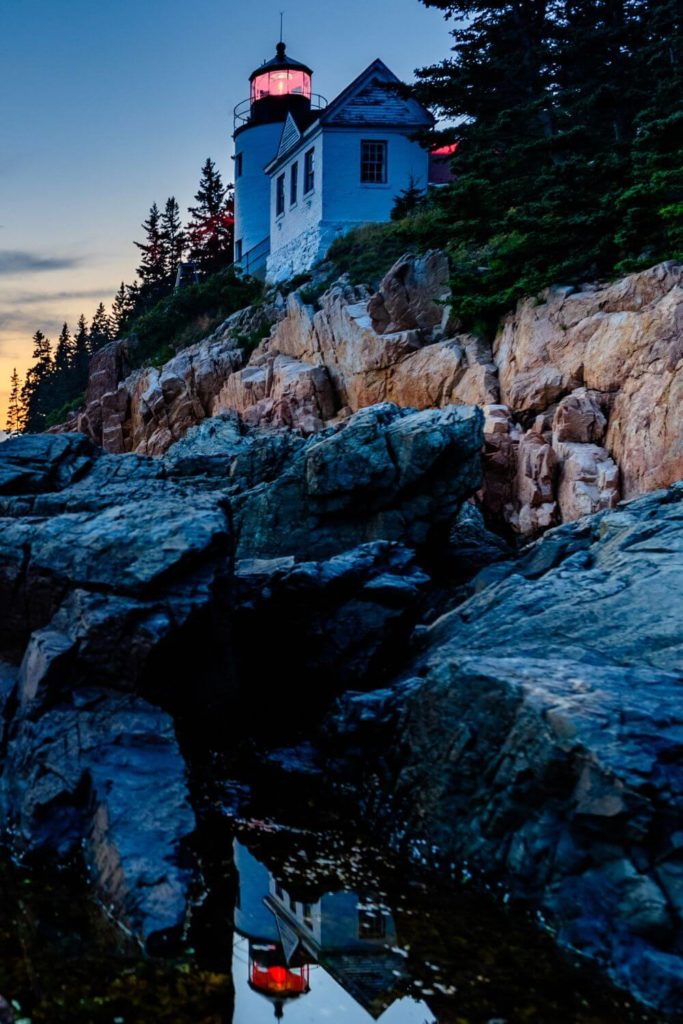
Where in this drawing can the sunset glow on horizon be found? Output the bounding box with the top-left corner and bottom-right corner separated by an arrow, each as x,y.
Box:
0,0 -> 449,425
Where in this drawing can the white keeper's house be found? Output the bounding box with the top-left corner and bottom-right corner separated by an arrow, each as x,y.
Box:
232,40 -> 438,284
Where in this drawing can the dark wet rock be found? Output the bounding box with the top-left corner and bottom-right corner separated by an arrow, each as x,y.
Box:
3,691 -> 194,951
0,405 -> 482,947
234,542 -> 431,732
0,434 -> 236,946
228,402 -> 483,560
165,403 -> 484,560
0,433 -> 95,497
446,501 -> 512,575
325,485 -> 683,1015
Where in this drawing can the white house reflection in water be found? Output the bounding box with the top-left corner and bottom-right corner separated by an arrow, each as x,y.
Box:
233,841 -> 436,1023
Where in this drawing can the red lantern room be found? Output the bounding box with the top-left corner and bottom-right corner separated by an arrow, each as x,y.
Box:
245,42 -> 314,126
248,941 -> 312,1019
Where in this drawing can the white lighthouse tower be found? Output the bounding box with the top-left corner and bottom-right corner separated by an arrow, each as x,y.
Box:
233,41 -> 324,276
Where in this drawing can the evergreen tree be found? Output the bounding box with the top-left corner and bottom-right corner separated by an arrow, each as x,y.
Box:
186,159 -> 235,276
51,322 -> 75,409
90,302 -> 112,352
391,176 -> 425,220
613,0 -> 683,266
53,322 -> 74,375
5,368 -> 22,433
160,197 -> 186,281
21,330 -> 53,431
111,282 -> 129,337
134,202 -> 166,291
72,314 -> 91,393
408,0 -> 679,325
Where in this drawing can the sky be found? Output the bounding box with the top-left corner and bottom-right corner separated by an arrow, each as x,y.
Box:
0,0 -> 451,424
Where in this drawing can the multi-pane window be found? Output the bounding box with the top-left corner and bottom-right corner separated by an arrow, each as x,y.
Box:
361,140 -> 388,184
235,152 -> 243,178
290,161 -> 298,205
304,148 -> 315,193
276,173 -> 285,216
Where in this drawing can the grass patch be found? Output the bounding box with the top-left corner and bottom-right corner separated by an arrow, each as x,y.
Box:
326,207 -> 452,288
126,269 -> 262,369
44,393 -> 85,430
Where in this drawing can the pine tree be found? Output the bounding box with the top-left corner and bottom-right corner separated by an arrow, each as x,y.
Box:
72,314 -> 91,393
613,0 -> 683,266
409,0 -> 675,325
5,368 -> 22,433
134,202 -> 166,290
53,322 -> 74,375
160,197 -> 186,282
111,282 -> 128,337
21,330 -> 53,431
90,302 -> 112,352
186,159 -> 235,276
50,322 -> 75,409
391,176 -> 425,220
111,281 -> 140,337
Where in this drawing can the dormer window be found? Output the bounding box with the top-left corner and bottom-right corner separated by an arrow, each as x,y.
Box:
361,140 -> 388,184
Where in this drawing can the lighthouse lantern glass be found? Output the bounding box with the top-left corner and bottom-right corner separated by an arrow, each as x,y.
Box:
251,69 -> 312,104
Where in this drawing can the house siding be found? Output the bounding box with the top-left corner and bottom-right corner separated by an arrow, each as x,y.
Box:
265,127 -> 429,283
266,130 -> 325,282
322,128 -> 428,225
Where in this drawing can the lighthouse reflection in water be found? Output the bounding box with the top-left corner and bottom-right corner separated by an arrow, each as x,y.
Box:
233,841 -> 435,1023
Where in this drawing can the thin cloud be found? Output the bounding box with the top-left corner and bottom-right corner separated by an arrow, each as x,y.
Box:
2,287 -> 110,306
0,250 -> 82,275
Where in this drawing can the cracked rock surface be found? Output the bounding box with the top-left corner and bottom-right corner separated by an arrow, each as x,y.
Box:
326,484 -> 683,1015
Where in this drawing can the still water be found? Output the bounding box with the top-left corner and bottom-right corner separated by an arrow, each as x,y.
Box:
227,820 -> 664,1024
0,791 -> 672,1024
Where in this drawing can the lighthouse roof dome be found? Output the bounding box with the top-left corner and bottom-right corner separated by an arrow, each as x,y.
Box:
249,42 -> 313,81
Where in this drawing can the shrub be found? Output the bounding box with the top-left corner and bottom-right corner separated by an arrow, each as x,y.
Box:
126,268 -> 262,368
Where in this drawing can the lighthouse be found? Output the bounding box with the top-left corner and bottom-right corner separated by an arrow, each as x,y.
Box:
233,40 -> 433,283
233,41 -> 325,274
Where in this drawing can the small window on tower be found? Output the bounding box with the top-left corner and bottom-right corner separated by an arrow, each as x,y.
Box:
235,152 -> 243,178
290,161 -> 298,205
276,174 -> 286,217
235,239 -> 243,261
361,140 -> 388,184
304,148 -> 315,194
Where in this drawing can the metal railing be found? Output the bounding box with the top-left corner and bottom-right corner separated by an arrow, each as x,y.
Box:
236,236 -> 271,278
233,93 -> 327,130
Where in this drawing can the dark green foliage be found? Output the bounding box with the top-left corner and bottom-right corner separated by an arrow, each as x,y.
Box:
327,206 -> 452,286
90,303 -> 112,353
20,331 -> 53,432
134,202 -> 166,295
125,267 -> 261,368
17,154 -> 242,431
160,197 -> 186,281
110,282 -> 137,338
389,0 -> 683,327
44,392 -> 86,430
391,175 -> 426,220
186,159 -> 235,277
5,368 -> 21,433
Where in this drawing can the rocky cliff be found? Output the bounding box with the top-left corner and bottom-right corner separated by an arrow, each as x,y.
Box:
0,406 -> 481,948
11,255 -> 683,1015
325,484 -> 683,1015
55,255 -> 683,539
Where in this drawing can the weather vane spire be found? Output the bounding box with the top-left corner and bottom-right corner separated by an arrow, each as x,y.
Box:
280,11 -> 284,43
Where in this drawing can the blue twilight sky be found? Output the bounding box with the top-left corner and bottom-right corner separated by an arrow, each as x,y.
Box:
0,0 -> 451,419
